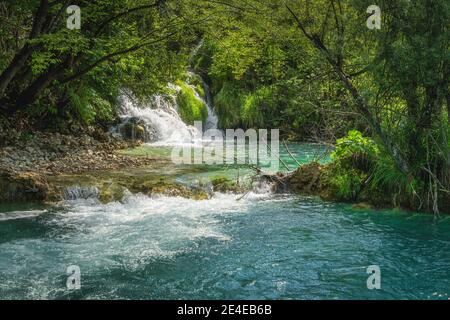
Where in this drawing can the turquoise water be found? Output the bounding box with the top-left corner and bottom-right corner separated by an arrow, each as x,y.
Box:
0,144 -> 449,300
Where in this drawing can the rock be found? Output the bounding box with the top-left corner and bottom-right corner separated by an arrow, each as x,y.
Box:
352,202 -> 374,210
211,177 -> 244,193
288,162 -> 323,194
0,169 -> 49,202
119,117 -> 150,141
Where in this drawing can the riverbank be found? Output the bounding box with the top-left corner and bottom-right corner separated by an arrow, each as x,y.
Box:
1,128 -> 448,214
0,129 -> 164,175
0,128 -> 176,203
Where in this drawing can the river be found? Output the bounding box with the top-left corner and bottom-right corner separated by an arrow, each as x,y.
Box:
0,143 -> 450,300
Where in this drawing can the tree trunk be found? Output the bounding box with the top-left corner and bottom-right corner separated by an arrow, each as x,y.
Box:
0,0 -> 49,98
14,65 -> 64,109
0,46 -> 34,98
336,68 -> 410,173
286,4 -> 410,174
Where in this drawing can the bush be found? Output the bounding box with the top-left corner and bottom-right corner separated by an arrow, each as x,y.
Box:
213,82 -> 245,128
328,169 -> 365,201
327,130 -> 423,208
332,130 -> 379,164
241,86 -> 274,128
68,87 -> 115,125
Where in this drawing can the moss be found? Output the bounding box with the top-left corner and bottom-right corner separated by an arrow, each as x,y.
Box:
99,183 -> 128,203
175,80 -> 208,125
130,178 -> 210,200
196,84 -> 206,99
288,162 -> 323,195
211,176 -> 244,193
287,162 -> 365,203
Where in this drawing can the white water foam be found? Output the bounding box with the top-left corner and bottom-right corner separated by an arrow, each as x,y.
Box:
0,210 -> 47,221
115,77 -> 218,147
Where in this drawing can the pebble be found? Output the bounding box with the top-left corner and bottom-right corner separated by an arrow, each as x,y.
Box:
0,130 -> 157,176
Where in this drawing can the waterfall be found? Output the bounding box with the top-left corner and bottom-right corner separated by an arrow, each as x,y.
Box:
195,73 -> 218,131
62,186 -> 100,200
116,90 -> 201,146
114,78 -> 218,146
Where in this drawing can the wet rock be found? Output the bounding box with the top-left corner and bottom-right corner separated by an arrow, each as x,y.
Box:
129,179 -> 210,200
211,177 -> 245,193
288,162 -> 323,194
120,122 -> 146,141
0,169 -> 49,202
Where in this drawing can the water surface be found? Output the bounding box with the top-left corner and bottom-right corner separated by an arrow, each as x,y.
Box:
0,144 -> 449,300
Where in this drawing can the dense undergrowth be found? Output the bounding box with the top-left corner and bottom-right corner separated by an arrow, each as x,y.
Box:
305,130 -> 450,214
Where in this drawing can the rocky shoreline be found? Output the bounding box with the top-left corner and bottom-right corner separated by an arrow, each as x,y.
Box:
0,129 -> 171,203
0,130 -> 164,175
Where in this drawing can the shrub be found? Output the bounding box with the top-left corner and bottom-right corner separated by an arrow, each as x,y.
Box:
68,87 -> 115,125
331,130 -> 379,171
328,169 -> 365,201
213,82 -> 245,128
241,86 -> 274,128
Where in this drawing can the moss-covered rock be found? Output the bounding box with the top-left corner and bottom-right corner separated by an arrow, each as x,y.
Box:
211,177 -> 245,193
130,178 -> 210,200
120,120 -> 146,141
99,183 -> 129,203
0,170 -> 49,202
288,162 -> 324,194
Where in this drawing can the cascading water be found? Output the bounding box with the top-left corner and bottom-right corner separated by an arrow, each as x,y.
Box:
62,186 -> 100,201
187,71 -> 218,131
114,77 -> 218,147
116,91 -> 199,146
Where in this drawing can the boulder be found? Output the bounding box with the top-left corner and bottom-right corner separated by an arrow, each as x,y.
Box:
288,162 -> 323,194
0,169 -> 49,202
120,122 -> 146,141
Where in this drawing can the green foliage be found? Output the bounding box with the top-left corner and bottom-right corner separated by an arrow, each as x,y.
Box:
368,153 -> 420,200
213,82 -> 245,128
241,86 -> 274,128
331,130 -> 379,165
328,169 -> 365,201
175,81 -> 208,125
0,0 -> 192,128
68,87 -> 115,125
328,130 -> 424,207
195,84 -> 205,99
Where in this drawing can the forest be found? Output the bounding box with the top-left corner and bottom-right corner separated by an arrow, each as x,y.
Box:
2,0 -> 450,302
0,0 -> 449,213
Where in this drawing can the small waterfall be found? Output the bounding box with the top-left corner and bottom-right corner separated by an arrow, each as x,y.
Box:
188,40 -> 218,131
195,74 -> 218,131
116,91 -> 201,146
114,80 -> 218,146
62,186 -> 100,200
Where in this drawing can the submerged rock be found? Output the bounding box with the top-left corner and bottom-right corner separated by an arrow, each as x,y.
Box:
0,169 -> 49,202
